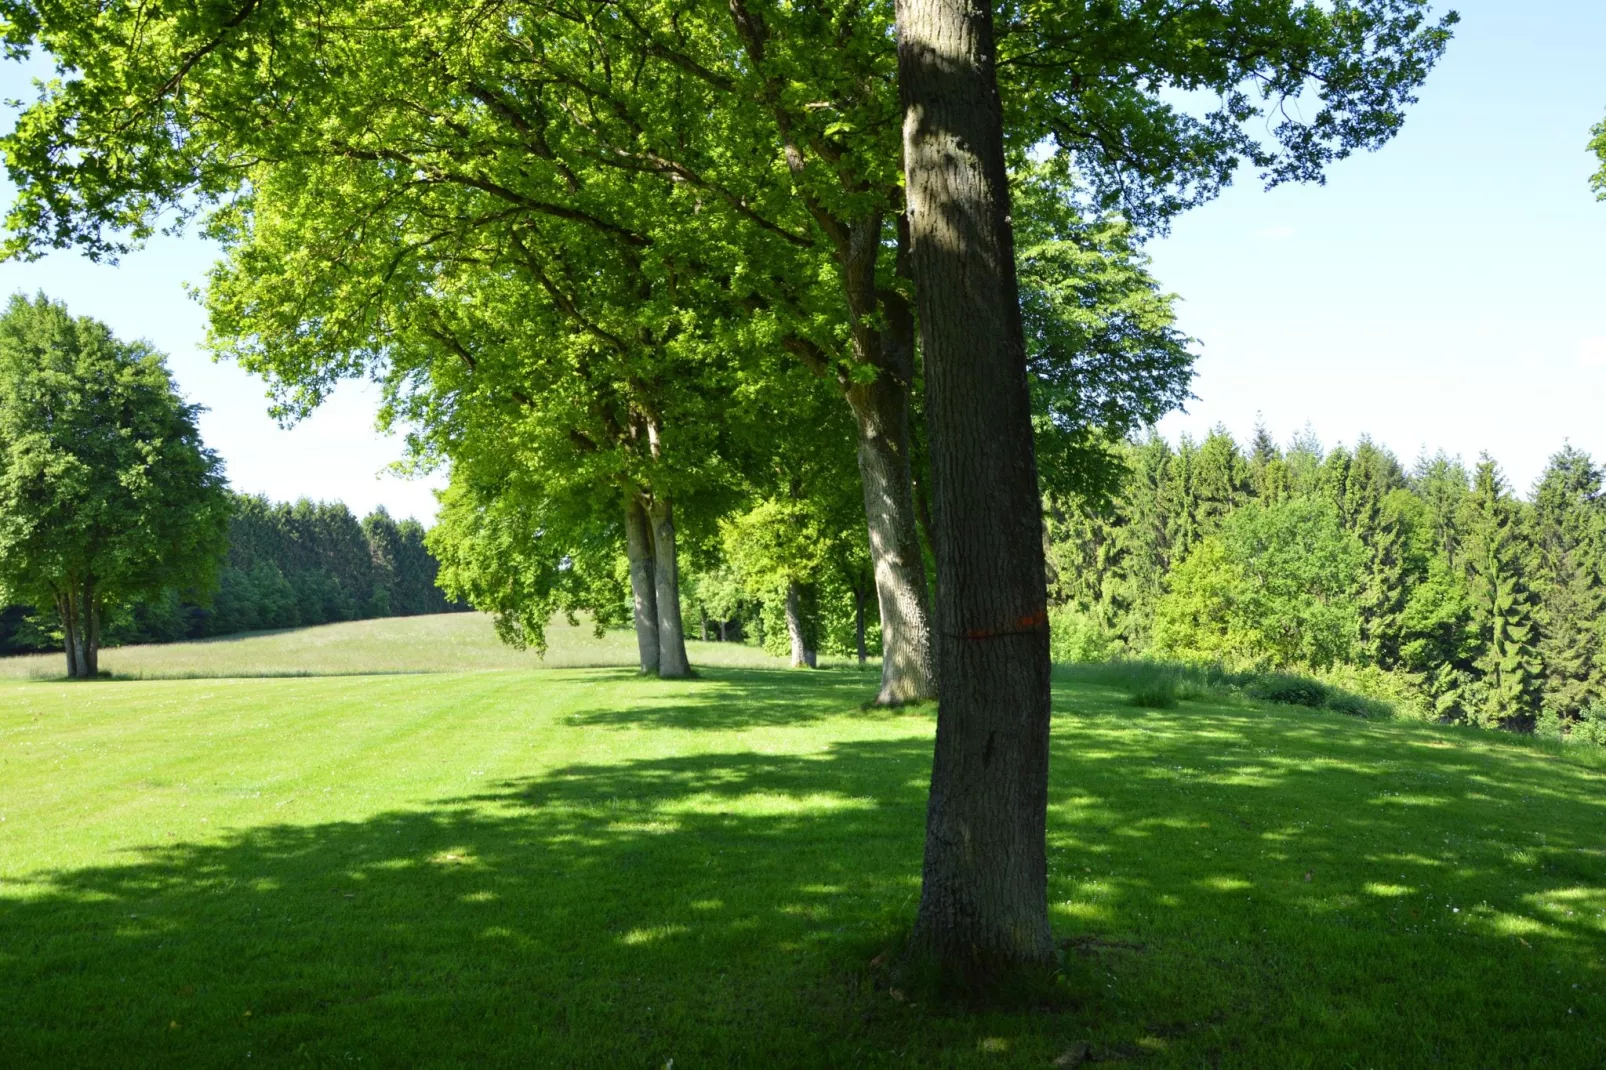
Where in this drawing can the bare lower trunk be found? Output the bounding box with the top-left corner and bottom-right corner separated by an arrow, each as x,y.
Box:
847,355 -> 936,704
647,497 -> 691,678
855,586 -> 869,668
83,587 -> 100,678
719,619 -> 727,643
785,581 -> 816,668
57,591 -> 80,679
899,0 -> 1056,982
699,607 -> 708,642
624,494 -> 660,676
58,582 -> 100,679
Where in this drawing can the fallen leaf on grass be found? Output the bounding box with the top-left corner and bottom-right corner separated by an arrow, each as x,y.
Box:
1053,1042 -> 1092,1067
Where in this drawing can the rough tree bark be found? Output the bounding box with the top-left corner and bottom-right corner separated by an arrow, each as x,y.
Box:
898,0 -> 1057,980
646,496 -> 692,678
623,494 -> 660,676
784,580 -> 816,668
842,218 -> 938,705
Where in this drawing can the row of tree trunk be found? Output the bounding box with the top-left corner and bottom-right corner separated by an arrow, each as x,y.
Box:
620,0 -> 1055,987
55,580 -> 101,679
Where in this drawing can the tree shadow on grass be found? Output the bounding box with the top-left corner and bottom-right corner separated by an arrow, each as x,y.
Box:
559,667 -> 919,730
2,683 -> 1605,1066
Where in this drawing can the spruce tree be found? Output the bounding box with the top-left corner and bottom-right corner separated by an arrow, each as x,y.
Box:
1284,425 -> 1326,497
1529,445 -> 1606,719
1410,451 -> 1471,565
1247,417 -> 1290,503
1343,440 -> 1413,668
1194,427 -> 1252,531
1462,457 -> 1543,728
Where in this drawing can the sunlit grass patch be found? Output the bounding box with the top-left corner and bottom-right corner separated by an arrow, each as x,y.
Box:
0,626 -> 1602,1065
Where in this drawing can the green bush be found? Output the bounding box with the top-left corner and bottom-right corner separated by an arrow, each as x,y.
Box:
1126,673 -> 1179,709
1048,605 -> 1115,664
1246,673 -> 1330,709
1573,702 -> 1606,747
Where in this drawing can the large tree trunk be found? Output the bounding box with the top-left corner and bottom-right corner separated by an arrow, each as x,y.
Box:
898,0 -> 1057,982
624,494 -> 660,676
846,380 -> 937,703
784,580 -> 816,668
646,496 -> 692,678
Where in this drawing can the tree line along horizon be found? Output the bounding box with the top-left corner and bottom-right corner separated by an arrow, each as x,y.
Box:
9,282 -> 1606,753
0,489 -> 465,659
1044,427 -> 1606,743
6,0 -> 1603,985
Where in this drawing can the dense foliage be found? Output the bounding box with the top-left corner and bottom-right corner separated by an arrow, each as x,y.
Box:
0,493 -> 463,656
1048,428 -> 1606,741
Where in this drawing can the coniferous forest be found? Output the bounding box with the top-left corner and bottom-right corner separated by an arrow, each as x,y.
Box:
0,494 -> 463,656
1042,425 -> 1606,744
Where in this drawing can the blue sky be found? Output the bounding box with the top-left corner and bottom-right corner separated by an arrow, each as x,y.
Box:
1,0 -> 1603,522
1147,1 -> 1606,489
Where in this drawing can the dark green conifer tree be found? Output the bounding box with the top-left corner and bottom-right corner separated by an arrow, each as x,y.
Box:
1462,456 -> 1543,728
1529,445 -> 1606,719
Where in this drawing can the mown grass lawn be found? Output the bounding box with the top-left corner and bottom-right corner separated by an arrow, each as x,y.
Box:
1,620 -> 1603,1067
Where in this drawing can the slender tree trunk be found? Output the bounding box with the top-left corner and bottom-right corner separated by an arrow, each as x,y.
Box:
855,586 -> 869,668
898,0 -> 1056,980
785,580 -> 816,668
719,619 -> 727,643
647,496 -> 692,678
83,583 -> 100,678
58,591 -> 80,680
624,494 -> 660,676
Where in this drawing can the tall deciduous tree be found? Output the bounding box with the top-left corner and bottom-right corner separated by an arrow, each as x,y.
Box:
897,0 -> 1055,982
1152,497 -> 1365,670
0,0 -> 1456,709
0,294 -> 230,677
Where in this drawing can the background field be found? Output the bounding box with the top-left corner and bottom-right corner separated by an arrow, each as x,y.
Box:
2,617 -> 1603,1067
0,612 -> 863,679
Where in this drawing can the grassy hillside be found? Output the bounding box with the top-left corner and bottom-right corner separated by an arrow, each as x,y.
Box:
0,612 -> 857,679
2,618 -> 1603,1066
